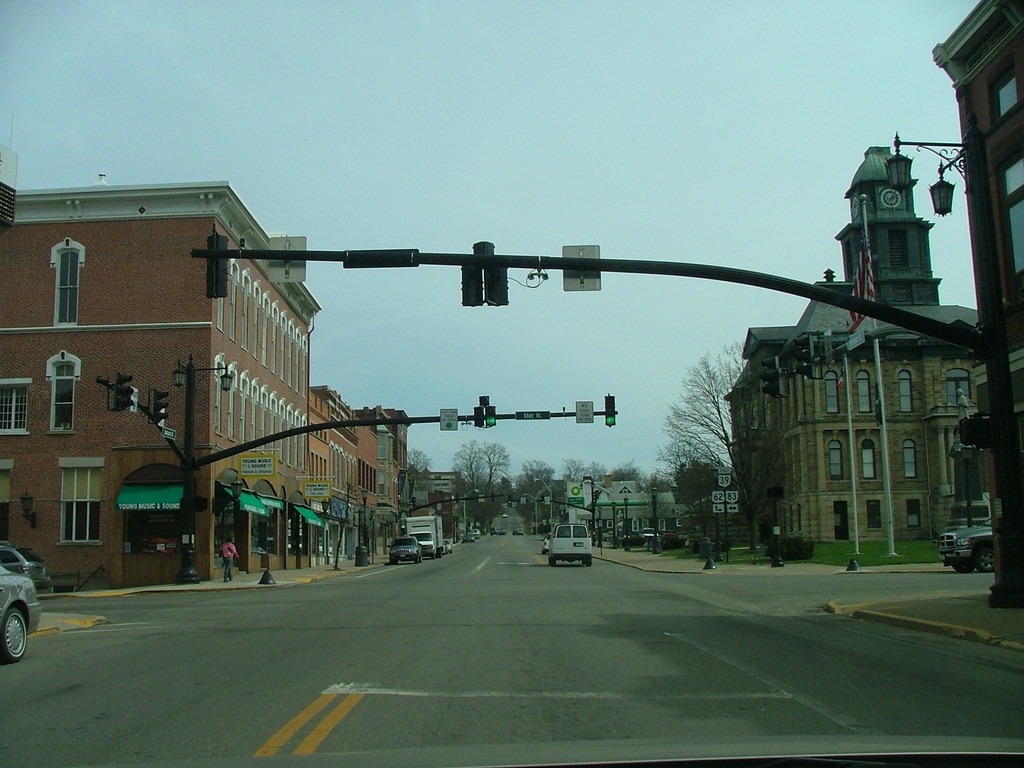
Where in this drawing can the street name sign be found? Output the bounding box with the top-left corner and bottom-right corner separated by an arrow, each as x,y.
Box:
515,411 -> 551,420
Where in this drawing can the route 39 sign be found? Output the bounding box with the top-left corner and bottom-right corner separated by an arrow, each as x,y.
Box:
717,468 -> 732,488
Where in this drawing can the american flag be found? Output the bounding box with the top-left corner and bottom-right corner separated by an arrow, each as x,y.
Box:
848,236 -> 875,331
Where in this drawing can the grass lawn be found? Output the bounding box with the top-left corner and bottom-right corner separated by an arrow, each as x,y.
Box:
659,539 -> 939,567
805,539 -> 939,567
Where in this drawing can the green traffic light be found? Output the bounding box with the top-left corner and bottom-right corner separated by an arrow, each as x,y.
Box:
485,415 -> 497,427
605,414 -> 616,427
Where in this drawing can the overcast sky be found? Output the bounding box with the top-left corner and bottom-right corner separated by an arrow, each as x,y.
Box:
3,0 -> 980,479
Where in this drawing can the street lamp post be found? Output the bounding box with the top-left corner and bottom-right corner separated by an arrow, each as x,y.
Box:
172,354 -> 234,584
355,491 -> 369,566
888,117 -> 1024,607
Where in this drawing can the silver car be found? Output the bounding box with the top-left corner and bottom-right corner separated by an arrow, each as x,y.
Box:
1,571 -> 41,664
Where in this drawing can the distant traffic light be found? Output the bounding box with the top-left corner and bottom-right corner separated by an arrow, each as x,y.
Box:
475,395 -> 490,428
113,373 -> 135,411
792,335 -> 816,378
206,228 -> 229,299
485,403 -> 497,427
604,394 -> 616,427
761,357 -> 782,398
150,389 -> 169,427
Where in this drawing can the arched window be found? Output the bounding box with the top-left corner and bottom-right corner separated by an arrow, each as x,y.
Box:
213,354 -> 226,433
47,351 -> 82,431
903,438 -> 917,478
945,368 -> 971,405
856,371 -> 872,412
861,439 -> 876,479
828,440 -> 843,479
898,370 -> 913,412
51,239 -> 85,326
824,371 -> 840,413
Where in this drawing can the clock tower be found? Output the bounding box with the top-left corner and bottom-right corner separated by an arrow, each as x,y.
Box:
835,146 -> 941,307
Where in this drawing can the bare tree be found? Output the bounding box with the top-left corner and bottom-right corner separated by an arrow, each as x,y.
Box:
660,342 -> 783,549
452,440 -> 510,528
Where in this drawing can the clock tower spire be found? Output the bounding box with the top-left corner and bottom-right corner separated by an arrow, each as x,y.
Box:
835,146 -> 941,307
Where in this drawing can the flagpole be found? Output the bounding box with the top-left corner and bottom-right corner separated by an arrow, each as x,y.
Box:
844,354 -> 861,554
874,335 -> 898,557
858,194 -> 897,557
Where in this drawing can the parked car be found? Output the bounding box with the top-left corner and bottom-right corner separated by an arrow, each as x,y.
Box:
938,524 -> 994,573
442,538 -> 453,554
0,545 -> 52,591
388,536 -> 422,565
513,528 -> 524,536
462,533 -> 476,543
1,571 -> 41,663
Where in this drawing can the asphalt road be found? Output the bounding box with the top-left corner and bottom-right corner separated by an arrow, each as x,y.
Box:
4,535 -> 1022,767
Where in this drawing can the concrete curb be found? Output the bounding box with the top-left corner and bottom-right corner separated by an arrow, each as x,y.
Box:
30,615 -> 109,637
826,600 -> 1024,653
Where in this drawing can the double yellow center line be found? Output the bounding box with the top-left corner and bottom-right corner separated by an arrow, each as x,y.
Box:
255,692 -> 364,756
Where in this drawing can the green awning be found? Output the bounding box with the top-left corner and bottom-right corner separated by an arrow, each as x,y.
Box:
117,484 -> 182,512
294,504 -> 324,527
238,489 -> 270,517
257,494 -> 284,510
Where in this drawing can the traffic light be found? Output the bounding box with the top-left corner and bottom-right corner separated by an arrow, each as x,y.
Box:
150,389 -> 169,427
205,228 -> 229,299
474,395 -> 489,428
462,265 -> 484,306
959,415 -> 993,449
485,403 -> 497,427
113,373 -> 135,411
761,357 -> 782,398
792,335 -> 816,378
604,394 -> 617,426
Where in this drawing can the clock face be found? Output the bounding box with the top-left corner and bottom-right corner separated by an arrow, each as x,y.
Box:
880,188 -> 902,208
850,196 -> 861,219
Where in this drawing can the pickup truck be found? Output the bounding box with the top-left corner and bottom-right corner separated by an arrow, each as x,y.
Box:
938,523 -> 994,573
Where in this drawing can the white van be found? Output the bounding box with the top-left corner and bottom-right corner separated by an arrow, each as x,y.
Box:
547,523 -> 593,567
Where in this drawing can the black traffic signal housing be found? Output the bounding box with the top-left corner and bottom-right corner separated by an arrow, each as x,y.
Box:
792,335 -> 816,378
206,228 -> 229,299
604,394 -> 617,426
959,415 -> 993,449
150,389 -> 169,427
113,373 -> 135,411
484,403 -> 497,427
462,265 -> 484,306
761,357 -> 783,398
463,242 -> 508,306
474,395 -> 490,428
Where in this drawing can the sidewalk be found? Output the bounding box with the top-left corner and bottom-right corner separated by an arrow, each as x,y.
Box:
595,547 -> 1024,652
31,560 -> 381,637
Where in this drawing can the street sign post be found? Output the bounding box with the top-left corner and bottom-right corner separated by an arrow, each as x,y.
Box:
575,401 -> 594,423
439,408 -> 458,431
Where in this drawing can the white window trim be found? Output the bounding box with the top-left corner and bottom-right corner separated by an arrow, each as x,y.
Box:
46,350 -> 82,432
50,238 -> 86,327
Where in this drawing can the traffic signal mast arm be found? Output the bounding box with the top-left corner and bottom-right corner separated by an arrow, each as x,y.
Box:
192,247 -> 981,352
191,403 -> 616,469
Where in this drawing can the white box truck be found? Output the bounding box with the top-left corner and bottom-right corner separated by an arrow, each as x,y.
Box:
405,515 -> 444,559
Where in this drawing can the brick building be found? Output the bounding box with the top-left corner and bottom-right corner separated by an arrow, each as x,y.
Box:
933,0 -> 1024,586
0,180 -> 321,588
